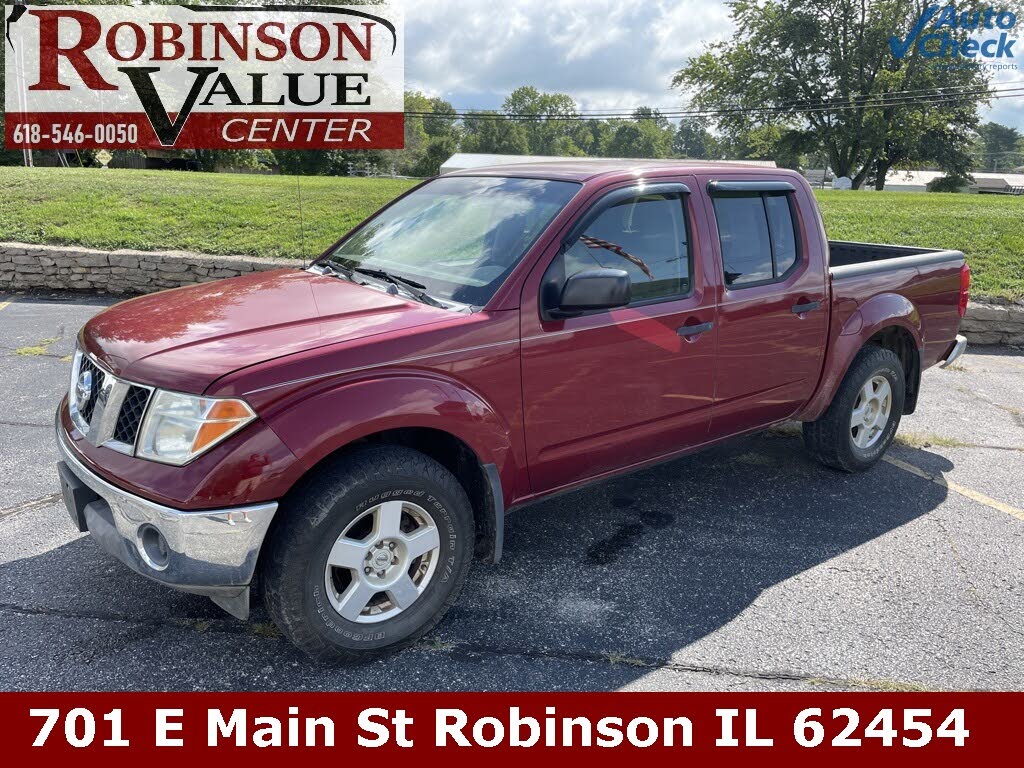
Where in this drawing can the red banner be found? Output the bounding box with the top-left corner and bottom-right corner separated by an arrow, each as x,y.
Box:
4,4 -> 405,150
0,692 -> 1018,765
4,112 -> 405,150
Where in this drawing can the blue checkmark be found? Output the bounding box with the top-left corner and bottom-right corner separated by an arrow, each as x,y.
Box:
889,4 -> 941,58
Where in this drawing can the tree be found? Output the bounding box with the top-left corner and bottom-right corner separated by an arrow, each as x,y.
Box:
672,1 -> 991,188
606,120 -> 671,159
673,118 -> 716,159
501,86 -> 580,155
410,135 -> 457,177
976,122 -> 1023,171
572,119 -> 616,156
716,124 -> 813,171
631,107 -> 671,131
460,112 -> 530,155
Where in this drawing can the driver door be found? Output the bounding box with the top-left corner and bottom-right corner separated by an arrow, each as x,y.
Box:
520,180 -> 718,493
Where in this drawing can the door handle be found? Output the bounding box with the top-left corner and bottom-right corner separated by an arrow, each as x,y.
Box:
791,300 -> 821,314
677,321 -> 714,337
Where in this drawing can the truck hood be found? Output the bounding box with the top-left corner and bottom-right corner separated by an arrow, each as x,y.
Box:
82,268 -> 452,393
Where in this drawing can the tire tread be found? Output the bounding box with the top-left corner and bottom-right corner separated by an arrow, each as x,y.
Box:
803,345 -> 904,473
261,445 -> 473,663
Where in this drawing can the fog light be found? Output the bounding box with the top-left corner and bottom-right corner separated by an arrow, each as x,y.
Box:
138,524 -> 170,570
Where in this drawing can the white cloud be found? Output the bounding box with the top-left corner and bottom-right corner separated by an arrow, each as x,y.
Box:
397,0 -> 1023,128
399,0 -> 732,112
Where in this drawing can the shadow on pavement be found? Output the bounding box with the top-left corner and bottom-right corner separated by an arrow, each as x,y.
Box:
0,430 -> 954,689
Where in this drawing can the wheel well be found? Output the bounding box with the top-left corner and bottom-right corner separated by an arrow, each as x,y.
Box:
322,428 -> 497,560
865,326 -> 921,414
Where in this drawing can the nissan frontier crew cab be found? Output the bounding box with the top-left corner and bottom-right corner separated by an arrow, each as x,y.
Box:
56,161 -> 970,662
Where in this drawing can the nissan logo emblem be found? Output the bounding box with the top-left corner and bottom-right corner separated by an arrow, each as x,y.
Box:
76,368 -> 93,404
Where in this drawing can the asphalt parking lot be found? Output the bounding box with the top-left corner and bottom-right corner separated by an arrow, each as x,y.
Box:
1,292 -> 1022,692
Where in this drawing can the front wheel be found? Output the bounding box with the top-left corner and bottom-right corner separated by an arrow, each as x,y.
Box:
803,346 -> 905,472
261,445 -> 474,663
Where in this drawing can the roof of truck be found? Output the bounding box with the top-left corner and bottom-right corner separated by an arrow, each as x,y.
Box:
443,158 -> 794,182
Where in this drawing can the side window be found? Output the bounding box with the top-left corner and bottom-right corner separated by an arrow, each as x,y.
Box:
561,192 -> 690,303
712,192 -> 801,287
712,195 -> 772,286
764,194 -> 798,275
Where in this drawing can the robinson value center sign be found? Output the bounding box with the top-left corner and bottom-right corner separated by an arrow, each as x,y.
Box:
3,4 -> 404,150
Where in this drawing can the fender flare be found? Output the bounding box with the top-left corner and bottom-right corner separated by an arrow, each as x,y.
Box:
263,373 -> 516,560
797,293 -> 922,422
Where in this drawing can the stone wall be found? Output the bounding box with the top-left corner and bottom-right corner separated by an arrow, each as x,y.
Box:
959,300 -> 1024,347
0,241 -> 296,296
1,241 -> 1021,346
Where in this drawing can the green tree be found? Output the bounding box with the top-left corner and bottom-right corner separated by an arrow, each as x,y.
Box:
673,118 -> 716,159
461,112 -> 530,155
631,107 -> 671,130
572,119 -> 616,156
976,122 -> 1023,171
606,120 -> 671,158
501,86 -> 580,155
672,0 -> 991,188
410,135 -> 457,177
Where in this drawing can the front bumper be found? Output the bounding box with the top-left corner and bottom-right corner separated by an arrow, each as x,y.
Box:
56,421 -> 278,619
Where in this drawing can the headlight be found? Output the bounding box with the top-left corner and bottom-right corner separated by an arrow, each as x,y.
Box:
136,390 -> 256,465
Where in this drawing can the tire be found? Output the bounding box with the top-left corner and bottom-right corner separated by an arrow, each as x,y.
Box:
261,445 -> 473,663
803,346 -> 905,472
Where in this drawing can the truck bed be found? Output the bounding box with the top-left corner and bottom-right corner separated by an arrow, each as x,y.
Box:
829,240 -> 964,279
826,240 -> 966,371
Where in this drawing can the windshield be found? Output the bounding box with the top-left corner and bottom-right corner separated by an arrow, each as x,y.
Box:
323,176 -> 581,306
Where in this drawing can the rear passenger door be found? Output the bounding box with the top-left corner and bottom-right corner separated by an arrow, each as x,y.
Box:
703,179 -> 828,437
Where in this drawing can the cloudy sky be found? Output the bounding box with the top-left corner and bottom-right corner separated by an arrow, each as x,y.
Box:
398,0 -> 1024,129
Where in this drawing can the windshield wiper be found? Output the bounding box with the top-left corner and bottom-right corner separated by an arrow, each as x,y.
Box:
315,261 -> 359,282
351,267 -> 447,309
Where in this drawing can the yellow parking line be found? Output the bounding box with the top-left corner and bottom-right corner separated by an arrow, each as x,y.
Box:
0,300 -> 12,312
883,455 -> 1024,522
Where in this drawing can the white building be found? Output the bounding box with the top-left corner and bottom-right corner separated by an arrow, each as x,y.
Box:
805,168 -> 1024,193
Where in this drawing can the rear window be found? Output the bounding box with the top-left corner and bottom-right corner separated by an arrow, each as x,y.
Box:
712,193 -> 801,287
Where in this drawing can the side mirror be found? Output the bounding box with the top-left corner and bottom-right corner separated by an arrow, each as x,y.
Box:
549,268 -> 631,318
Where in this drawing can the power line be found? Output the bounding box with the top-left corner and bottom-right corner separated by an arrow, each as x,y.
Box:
405,85 -> 1024,121
408,80 -> 1023,119
554,78 -> 1024,116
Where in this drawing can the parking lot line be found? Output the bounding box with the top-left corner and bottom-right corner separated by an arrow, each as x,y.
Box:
883,455 -> 1024,522
0,300 -> 12,312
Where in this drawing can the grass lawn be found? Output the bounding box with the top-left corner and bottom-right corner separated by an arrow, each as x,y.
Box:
0,167 -> 1021,299
815,189 -> 1024,301
0,167 -> 416,260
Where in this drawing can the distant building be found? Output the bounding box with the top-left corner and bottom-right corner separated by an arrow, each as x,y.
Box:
439,153 -> 777,174
804,168 -> 1024,193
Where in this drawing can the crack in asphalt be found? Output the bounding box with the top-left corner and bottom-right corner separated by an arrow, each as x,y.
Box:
0,601 -> 939,691
0,601 -> 278,638
929,514 -> 1024,642
0,492 -> 62,522
0,420 -> 51,429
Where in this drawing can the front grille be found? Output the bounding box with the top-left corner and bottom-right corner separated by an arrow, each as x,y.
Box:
69,349 -> 153,454
77,355 -> 105,423
113,385 -> 151,445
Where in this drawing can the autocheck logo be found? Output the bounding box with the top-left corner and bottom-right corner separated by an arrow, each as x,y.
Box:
4,4 -> 405,151
890,4 -> 1018,62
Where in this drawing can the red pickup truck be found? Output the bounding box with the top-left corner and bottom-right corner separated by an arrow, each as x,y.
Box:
56,161 -> 969,661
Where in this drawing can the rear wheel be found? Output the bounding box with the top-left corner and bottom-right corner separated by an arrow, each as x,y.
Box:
261,445 -> 473,663
803,346 -> 905,472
